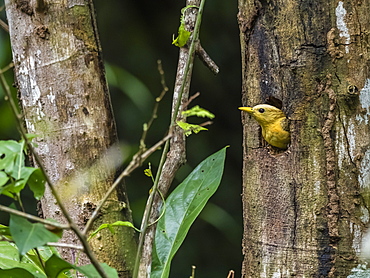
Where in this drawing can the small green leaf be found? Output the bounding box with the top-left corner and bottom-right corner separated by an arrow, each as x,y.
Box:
151,146 -> 227,278
144,168 -> 153,177
88,221 -> 140,241
172,5 -> 198,48
0,140 -> 21,173
172,27 -> 191,47
9,214 -> 61,255
176,121 -> 208,136
27,168 -> 46,200
0,171 -> 9,187
182,105 -> 215,119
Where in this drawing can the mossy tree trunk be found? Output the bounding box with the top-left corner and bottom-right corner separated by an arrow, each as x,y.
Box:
5,0 -> 136,276
238,0 -> 370,277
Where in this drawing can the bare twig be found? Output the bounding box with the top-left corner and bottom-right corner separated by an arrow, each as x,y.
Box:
0,62 -> 14,73
199,120 -> 213,127
0,204 -> 70,230
139,60 -> 169,152
47,242 -> 84,251
0,19 -> 8,33
226,270 -> 235,278
196,43 -> 219,74
184,91 -> 201,108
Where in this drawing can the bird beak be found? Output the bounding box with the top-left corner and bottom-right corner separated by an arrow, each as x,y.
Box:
238,107 -> 253,114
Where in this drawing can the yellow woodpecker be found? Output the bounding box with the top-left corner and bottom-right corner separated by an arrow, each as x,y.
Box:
239,104 -> 290,149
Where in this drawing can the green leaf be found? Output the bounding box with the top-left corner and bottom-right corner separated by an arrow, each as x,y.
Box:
172,5 -> 198,48
0,224 -> 11,237
88,221 -> 140,241
172,27 -> 191,47
77,263 -> 118,278
44,254 -> 74,278
0,140 -> 21,173
181,105 -> 215,119
27,168 -> 46,200
0,140 -> 45,200
45,255 -> 117,278
176,121 -> 208,136
151,146 -> 227,278
0,242 -> 46,278
0,268 -> 35,278
0,171 -> 9,186
9,214 -> 61,255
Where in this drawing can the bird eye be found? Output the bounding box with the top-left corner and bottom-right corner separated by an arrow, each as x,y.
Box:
258,108 -> 265,113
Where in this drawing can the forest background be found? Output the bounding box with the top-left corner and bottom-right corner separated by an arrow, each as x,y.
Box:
0,0 -> 243,277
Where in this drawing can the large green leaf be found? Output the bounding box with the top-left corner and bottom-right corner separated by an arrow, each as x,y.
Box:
44,254 -> 75,278
0,268 -> 34,278
77,263 -> 119,278
0,242 -> 45,278
45,254 -> 118,278
9,214 -> 61,255
151,146 -> 227,278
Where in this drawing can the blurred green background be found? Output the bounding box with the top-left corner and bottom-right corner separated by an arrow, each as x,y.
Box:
0,1 -> 243,277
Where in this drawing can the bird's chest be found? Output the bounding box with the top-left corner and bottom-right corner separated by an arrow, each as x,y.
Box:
261,124 -> 288,144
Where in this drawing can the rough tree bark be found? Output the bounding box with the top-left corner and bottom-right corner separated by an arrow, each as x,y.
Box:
238,0 -> 370,277
5,0 -> 136,276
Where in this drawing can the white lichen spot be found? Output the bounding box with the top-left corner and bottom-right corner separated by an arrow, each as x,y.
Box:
336,121 -> 346,169
336,1 -> 350,53
347,119 -> 356,160
47,88 -> 56,104
25,119 -> 35,133
351,223 -> 362,254
358,149 -> 370,189
29,78 -> 41,105
272,270 -> 281,278
361,229 -> 370,259
357,79 -> 370,125
36,101 -> 45,120
361,206 -> 370,223
29,55 -> 35,70
19,65 -> 29,75
35,50 -> 42,65
314,180 -> 321,194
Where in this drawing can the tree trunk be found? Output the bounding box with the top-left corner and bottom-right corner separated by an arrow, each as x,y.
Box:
238,0 -> 370,277
5,0 -> 136,276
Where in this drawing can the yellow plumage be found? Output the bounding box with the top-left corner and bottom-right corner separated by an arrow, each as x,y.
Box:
239,104 -> 290,149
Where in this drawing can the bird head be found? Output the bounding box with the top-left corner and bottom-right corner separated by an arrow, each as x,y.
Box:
238,104 -> 287,126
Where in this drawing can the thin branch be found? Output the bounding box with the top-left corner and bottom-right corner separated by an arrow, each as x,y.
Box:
0,70 -> 109,278
47,242 -> 84,251
199,120 -> 213,127
0,19 -> 8,33
139,60 -> 169,151
0,204 -> 70,230
83,133 -> 172,235
196,43 -> 219,74
183,91 -> 200,109
136,1 -> 206,277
